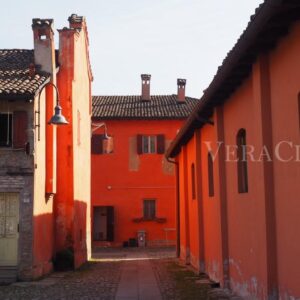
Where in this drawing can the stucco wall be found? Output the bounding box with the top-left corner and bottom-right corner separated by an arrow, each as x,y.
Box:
91,119 -> 182,247
176,17 -> 300,300
268,22 -> 300,299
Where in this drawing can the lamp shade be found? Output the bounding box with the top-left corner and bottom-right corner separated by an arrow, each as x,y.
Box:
48,105 -> 69,125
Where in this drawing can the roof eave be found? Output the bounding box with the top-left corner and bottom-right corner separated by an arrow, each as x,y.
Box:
166,0 -> 300,158
0,94 -> 34,102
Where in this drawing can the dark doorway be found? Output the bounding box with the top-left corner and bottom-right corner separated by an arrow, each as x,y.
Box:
93,206 -> 114,242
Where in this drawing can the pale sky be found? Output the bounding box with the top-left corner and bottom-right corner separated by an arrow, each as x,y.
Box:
1,0 -> 263,98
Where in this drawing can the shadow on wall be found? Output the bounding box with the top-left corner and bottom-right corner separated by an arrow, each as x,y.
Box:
32,200 -> 88,273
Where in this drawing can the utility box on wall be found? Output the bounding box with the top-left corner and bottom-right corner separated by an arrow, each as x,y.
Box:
137,230 -> 146,247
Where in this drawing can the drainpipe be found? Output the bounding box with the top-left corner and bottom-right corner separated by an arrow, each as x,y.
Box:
167,157 -> 180,258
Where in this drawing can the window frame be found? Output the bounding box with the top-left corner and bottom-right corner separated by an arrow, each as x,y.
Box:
142,135 -> 156,154
0,113 -> 13,148
143,199 -> 156,220
137,134 -> 165,155
208,152 -> 214,197
237,128 -> 248,193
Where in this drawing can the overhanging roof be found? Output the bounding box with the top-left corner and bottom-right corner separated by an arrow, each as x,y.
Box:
166,0 -> 300,158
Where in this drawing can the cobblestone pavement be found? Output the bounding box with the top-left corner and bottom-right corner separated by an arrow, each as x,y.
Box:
0,247 -> 175,300
0,260 -> 122,300
151,258 -> 180,300
0,247 -> 237,300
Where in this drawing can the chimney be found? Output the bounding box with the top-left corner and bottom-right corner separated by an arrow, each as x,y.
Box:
141,74 -> 151,101
68,14 -> 86,29
32,18 -> 55,75
177,79 -> 186,103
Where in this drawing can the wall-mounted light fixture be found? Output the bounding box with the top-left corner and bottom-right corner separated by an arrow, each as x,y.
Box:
35,82 -> 68,141
91,122 -> 113,154
91,122 -> 110,139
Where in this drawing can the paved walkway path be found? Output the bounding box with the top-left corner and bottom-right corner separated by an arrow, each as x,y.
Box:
115,251 -> 162,300
0,247 -> 176,300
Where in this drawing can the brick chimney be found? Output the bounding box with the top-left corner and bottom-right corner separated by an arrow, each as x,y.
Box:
177,79 -> 186,103
32,18 -> 56,74
141,74 -> 151,101
68,13 -> 86,29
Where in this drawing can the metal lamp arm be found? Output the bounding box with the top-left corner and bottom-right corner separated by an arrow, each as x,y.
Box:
35,82 -> 61,141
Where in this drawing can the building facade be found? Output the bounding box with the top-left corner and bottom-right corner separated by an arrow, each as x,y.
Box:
0,14 -> 92,281
166,0 -> 300,299
91,76 -> 198,248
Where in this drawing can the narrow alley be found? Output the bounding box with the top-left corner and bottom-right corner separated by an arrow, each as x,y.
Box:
0,247 -> 223,300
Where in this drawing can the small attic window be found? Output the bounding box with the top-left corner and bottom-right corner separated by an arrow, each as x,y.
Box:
40,34 -> 47,40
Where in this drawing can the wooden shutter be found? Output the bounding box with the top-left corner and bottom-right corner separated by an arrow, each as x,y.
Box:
91,134 -> 103,154
13,111 -> 27,149
156,134 -> 165,154
137,134 -> 143,154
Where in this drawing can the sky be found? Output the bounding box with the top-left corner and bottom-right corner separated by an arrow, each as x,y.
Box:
1,0 -> 264,98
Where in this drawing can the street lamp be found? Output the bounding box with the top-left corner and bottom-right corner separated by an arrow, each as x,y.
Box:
36,82 -> 68,141
46,83 -> 68,125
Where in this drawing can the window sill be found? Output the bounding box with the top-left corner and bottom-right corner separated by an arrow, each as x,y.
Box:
132,217 -> 167,223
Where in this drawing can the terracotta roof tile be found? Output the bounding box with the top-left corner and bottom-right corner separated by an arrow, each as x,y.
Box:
0,49 -> 49,98
92,95 -> 199,119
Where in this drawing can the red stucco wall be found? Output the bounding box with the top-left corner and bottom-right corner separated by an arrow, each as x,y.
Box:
91,119 -> 184,247
175,19 -> 300,300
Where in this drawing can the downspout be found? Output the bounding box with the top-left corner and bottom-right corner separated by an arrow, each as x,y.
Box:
167,157 -> 180,258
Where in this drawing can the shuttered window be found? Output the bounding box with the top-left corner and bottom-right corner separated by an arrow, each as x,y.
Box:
0,113 -> 12,147
13,111 -> 28,149
157,134 -> 165,154
143,199 -> 156,220
137,134 -> 165,154
91,134 -> 113,154
91,134 -> 104,154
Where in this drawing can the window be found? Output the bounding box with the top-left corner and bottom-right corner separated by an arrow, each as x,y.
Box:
137,134 -> 165,154
191,163 -> 196,199
91,134 -> 113,154
0,111 -> 27,148
208,152 -> 214,197
143,136 -> 156,153
143,199 -> 156,220
0,113 -> 12,147
237,129 -> 248,193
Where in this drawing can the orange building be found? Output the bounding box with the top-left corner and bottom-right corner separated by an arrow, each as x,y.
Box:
166,1 -> 300,299
91,76 -> 198,247
0,14 -> 92,282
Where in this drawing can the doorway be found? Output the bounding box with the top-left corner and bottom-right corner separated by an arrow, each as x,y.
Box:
0,193 -> 19,266
93,206 -> 114,242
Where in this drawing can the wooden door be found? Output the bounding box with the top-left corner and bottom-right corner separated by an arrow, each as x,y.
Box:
106,206 -> 114,242
0,193 -> 19,266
